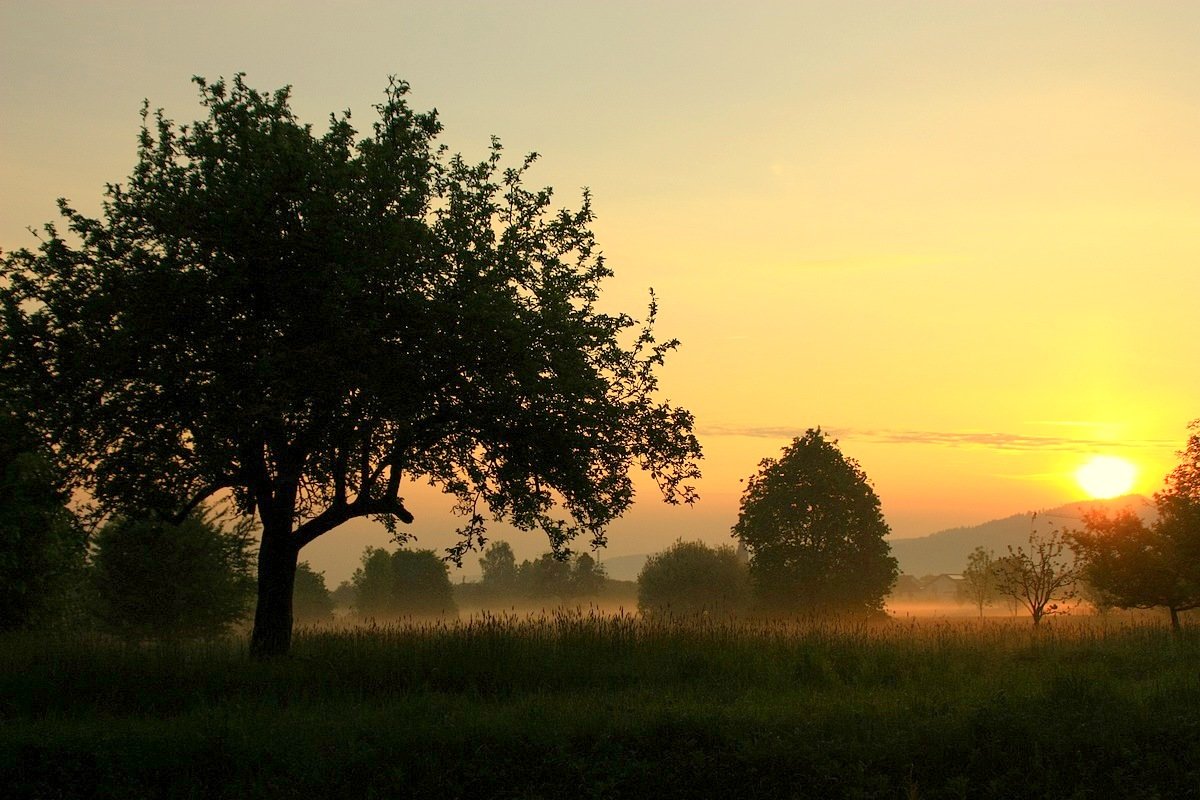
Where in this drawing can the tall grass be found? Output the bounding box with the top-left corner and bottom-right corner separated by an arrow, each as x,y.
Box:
3,612 -> 1198,798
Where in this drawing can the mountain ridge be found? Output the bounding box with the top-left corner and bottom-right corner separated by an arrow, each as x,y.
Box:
887,494 -> 1154,576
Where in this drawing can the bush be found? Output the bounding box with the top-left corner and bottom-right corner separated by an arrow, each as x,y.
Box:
637,540 -> 750,617
89,510 -> 256,638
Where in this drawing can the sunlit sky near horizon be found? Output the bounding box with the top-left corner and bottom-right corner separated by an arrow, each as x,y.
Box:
3,1 -> 1198,583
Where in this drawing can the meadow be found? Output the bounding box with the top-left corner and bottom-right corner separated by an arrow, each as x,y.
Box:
3,612 -> 1198,799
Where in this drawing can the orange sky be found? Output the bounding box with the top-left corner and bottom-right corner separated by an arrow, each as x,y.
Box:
3,2 -> 1198,583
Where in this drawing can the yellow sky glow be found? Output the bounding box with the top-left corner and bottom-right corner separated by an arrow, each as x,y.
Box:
2,2 -> 1197,581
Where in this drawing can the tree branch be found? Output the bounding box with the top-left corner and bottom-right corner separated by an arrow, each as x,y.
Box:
293,494 -> 412,550
169,482 -> 228,525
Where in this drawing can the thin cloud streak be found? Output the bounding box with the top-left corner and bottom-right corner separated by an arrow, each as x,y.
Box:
698,425 -> 1176,452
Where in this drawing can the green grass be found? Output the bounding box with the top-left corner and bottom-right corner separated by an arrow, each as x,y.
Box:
3,613 -> 1199,799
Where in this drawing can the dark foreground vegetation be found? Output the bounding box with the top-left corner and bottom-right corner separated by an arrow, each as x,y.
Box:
3,614 -> 1198,799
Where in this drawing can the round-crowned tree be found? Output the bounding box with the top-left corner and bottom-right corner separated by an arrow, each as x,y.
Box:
733,429 -> 897,616
637,540 -> 750,618
391,549 -> 457,617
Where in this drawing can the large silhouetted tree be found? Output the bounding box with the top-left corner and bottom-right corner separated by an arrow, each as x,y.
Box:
0,75 -> 702,655
733,429 -> 897,615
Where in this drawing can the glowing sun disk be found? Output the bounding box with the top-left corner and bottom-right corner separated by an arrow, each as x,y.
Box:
1075,455 -> 1137,499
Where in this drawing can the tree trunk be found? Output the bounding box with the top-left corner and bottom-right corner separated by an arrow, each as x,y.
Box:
1168,605 -> 1181,634
250,514 -> 299,658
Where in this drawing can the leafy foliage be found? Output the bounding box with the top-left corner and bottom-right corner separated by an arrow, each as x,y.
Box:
351,547 -> 457,618
0,74 -> 701,654
733,429 -> 898,615
636,539 -> 750,617
89,509 -> 256,638
1068,421 -> 1200,630
0,410 -> 87,630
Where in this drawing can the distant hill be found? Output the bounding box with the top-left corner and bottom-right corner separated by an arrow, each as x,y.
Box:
601,495 -> 1155,582
888,495 -> 1154,577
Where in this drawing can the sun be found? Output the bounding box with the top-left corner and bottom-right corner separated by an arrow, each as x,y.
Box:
1075,455 -> 1137,499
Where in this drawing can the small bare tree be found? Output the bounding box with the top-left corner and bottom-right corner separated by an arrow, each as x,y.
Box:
961,546 -> 997,618
994,520 -> 1080,626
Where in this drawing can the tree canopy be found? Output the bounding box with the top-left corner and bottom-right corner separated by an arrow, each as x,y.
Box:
0,75 -> 702,655
733,429 -> 897,615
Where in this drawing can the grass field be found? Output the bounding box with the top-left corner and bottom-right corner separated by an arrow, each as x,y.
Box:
3,612 -> 1199,799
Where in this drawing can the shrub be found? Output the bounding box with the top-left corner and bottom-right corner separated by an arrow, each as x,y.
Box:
89,510 -> 256,638
637,540 -> 750,617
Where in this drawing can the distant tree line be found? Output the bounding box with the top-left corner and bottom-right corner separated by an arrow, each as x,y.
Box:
637,424 -> 1200,629
6,395 -> 1197,633
461,431 -> 901,620
465,541 -> 610,606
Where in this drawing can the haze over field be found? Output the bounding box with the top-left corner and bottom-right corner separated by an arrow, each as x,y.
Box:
3,2 -> 1198,583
